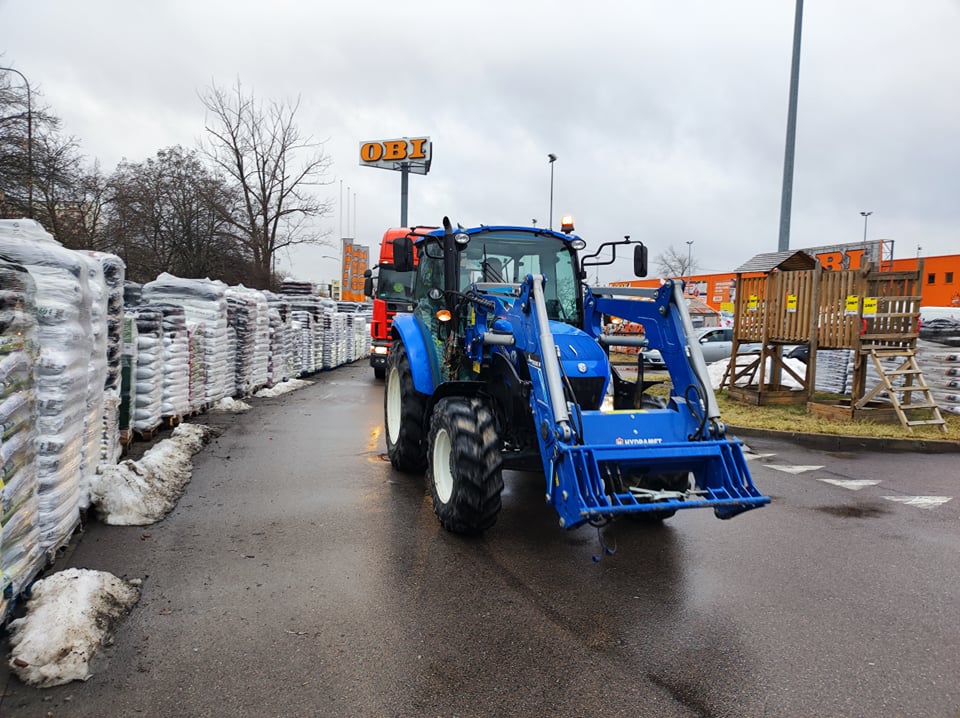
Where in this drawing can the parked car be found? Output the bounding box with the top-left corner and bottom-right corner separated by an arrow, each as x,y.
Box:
786,345 -> 809,363
695,327 -> 760,364
640,346 -> 666,370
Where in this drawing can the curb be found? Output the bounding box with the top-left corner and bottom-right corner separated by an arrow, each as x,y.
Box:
726,425 -> 960,454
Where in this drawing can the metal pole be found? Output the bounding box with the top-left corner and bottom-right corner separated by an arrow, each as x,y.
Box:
548,153 -> 557,230
400,163 -> 409,227
777,0 -> 804,251
1,66 -> 33,219
860,210 -> 872,244
686,240 -> 694,286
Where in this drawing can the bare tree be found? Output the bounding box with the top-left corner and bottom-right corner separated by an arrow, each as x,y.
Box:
106,146 -> 246,283
655,245 -> 699,279
199,79 -> 334,289
0,69 -> 58,219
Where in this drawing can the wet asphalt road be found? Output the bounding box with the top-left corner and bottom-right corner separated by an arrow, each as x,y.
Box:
2,361 -> 960,717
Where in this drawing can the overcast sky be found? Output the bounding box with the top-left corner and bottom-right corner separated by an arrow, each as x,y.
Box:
2,0 -> 957,284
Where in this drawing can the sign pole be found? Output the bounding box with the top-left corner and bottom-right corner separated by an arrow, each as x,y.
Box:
400,162 -> 409,227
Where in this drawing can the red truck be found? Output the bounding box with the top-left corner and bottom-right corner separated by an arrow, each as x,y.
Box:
364,228 -> 419,378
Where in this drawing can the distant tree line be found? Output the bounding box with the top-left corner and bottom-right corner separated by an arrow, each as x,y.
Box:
0,72 -> 333,288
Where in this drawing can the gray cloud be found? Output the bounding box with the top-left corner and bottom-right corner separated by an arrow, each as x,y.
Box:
2,0 -> 956,284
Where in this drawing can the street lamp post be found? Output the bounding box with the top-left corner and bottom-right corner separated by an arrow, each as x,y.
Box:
548,153 -> 557,230
1,66 -> 33,219
686,240 -> 694,288
860,210 -> 872,245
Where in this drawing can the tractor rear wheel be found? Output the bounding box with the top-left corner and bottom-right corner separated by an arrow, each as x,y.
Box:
427,397 -> 504,535
384,340 -> 428,473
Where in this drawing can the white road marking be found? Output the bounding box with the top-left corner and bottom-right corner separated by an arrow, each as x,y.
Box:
744,452 -> 776,461
882,496 -> 953,510
818,479 -> 881,491
763,464 -> 825,474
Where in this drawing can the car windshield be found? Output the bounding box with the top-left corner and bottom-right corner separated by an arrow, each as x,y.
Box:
459,230 -> 579,323
376,266 -> 416,301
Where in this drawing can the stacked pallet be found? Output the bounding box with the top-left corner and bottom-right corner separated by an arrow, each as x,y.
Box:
131,307 -> 164,436
157,305 -> 191,419
0,257 -> 44,617
0,220 -> 90,556
142,275 -> 231,406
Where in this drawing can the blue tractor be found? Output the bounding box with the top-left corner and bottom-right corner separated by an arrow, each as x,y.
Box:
384,218 -> 769,534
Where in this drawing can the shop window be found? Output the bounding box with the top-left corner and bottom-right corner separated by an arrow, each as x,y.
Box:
927,273 -> 936,284
947,272 -> 954,284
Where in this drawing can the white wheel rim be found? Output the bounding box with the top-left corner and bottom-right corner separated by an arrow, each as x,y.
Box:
432,427 -> 454,504
386,367 -> 401,444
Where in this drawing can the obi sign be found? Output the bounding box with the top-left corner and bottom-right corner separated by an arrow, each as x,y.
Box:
359,137 -> 432,175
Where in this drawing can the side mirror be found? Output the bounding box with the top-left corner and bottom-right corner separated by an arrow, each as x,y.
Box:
393,236 -> 414,273
363,276 -> 373,297
633,244 -> 648,277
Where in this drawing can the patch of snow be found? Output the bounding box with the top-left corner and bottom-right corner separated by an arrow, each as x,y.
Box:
254,378 -> 312,398
7,568 -> 140,687
706,356 -> 808,390
210,397 -> 251,413
87,423 -> 217,525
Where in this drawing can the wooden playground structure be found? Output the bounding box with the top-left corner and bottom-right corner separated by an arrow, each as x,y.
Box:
723,251 -> 946,433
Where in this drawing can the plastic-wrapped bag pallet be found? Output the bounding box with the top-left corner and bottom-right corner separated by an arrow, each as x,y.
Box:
142,274 -> 231,405
79,255 -> 108,510
225,286 -> 271,396
83,253 -> 125,467
186,321 -> 207,412
0,219 -> 89,555
282,281 -> 325,375
916,339 -> 960,414
156,304 -> 190,418
0,256 -> 44,611
119,314 -> 138,444
263,291 -> 293,386
132,307 -> 164,433
290,311 -> 315,375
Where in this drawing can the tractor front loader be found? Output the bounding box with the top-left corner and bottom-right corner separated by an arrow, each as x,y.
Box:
383,218 -> 769,534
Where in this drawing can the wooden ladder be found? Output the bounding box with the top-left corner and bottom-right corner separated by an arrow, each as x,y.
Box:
856,348 -> 947,433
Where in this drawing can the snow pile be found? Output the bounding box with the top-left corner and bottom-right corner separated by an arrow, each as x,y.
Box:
211,396 -> 251,413
7,568 -> 140,687
254,378 -> 312,398
87,423 -> 217,525
706,356 -> 807,390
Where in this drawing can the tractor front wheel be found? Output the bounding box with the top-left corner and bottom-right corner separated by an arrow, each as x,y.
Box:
427,398 -> 504,535
384,340 -> 428,473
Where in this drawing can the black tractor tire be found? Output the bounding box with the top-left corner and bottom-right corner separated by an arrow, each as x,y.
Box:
427,397 -> 504,535
384,341 -> 428,473
374,366 -> 386,380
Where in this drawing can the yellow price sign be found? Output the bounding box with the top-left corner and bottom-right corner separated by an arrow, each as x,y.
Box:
845,295 -> 860,315
748,294 -> 759,312
863,297 -> 878,316
786,294 -> 798,313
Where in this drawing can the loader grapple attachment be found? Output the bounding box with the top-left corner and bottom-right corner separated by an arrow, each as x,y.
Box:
551,433 -> 769,529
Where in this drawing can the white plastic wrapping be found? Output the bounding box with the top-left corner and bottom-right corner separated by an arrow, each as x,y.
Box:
142,274 -> 231,405
0,219 -> 87,555
132,307 -> 164,432
1,256 -> 44,605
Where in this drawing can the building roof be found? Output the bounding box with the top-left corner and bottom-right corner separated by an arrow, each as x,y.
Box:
734,250 -> 818,273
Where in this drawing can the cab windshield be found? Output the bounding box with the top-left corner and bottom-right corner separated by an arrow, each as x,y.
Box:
417,230 -> 580,323
376,266 -> 416,301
